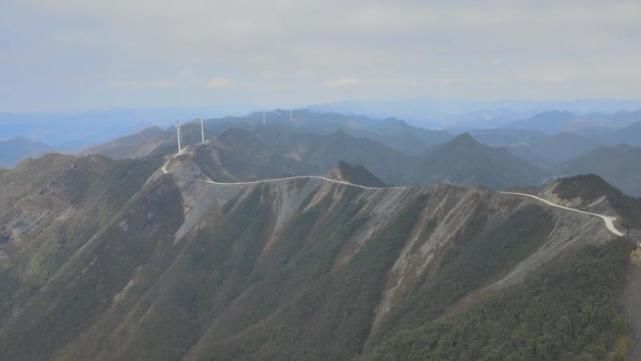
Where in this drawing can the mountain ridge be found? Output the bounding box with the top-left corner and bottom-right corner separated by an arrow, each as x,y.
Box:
0,145 -> 636,361
326,161 -> 387,187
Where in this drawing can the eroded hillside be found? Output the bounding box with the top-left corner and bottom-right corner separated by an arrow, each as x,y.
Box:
0,144 -> 637,361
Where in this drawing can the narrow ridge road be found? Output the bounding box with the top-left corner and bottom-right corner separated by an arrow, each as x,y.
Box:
161,156 -> 625,237
161,154 -> 404,190
500,191 -> 625,237
200,175 -> 406,190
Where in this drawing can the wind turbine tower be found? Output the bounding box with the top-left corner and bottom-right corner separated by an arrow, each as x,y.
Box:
176,122 -> 183,154
262,111 -> 266,127
289,109 -> 293,122
200,118 -> 205,144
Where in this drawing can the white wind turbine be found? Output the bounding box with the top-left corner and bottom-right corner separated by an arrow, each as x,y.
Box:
199,118 -> 206,144
175,122 -> 183,154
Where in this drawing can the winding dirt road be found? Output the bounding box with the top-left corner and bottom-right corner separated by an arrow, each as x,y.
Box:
500,191 -> 625,237
200,175 -> 406,190
161,155 -> 625,237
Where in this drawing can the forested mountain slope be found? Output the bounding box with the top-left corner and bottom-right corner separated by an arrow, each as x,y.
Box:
0,142 -> 637,361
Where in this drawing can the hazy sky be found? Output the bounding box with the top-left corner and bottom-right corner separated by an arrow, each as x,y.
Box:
2,0 -> 640,112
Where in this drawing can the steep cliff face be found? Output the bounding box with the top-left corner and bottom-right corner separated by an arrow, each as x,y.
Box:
0,147 -> 635,361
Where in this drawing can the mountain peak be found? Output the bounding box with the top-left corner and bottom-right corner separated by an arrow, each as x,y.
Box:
549,174 -> 630,207
454,132 -> 476,141
549,174 -> 641,228
326,161 -> 386,187
446,133 -> 481,148
424,132 -> 546,189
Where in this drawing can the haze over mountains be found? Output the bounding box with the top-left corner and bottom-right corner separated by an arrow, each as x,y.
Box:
86,117 -> 548,189
78,107 -> 641,195
557,145 -> 641,198
310,99 -> 641,129
0,132 -> 639,360
0,137 -> 52,168
4,0 -> 641,358
1,104 -> 641,361
2,106 -> 639,159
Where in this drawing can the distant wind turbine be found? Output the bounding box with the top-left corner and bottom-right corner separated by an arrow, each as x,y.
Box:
200,118 -> 205,144
176,122 -> 183,154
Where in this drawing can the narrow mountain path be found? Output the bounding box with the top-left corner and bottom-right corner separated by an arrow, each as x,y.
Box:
500,191 -> 625,237
200,175 -> 406,190
160,152 -> 404,190
160,155 -> 624,236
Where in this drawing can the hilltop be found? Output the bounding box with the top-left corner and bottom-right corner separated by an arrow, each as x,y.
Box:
422,133 -> 547,188
326,161 -> 387,187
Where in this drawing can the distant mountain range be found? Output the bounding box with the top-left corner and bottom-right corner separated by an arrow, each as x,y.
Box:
82,126 -> 168,159
583,120 -> 641,146
422,133 -> 547,188
309,98 -> 641,129
205,109 -> 453,156
86,121 -> 546,190
507,110 -> 641,134
0,137 -> 53,168
469,128 -> 600,169
3,105 -> 641,171
0,106 -> 253,151
556,144 -> 641,197
4,107 -> 641,199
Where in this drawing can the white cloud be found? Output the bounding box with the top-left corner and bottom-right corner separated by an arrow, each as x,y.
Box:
206,77 -> 234,89
107,78 -> 177,89
1,0 -> 640,110
324,78 -> 359,88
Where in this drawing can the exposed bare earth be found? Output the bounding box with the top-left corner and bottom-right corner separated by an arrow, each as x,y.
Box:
159,148 -> 625,342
